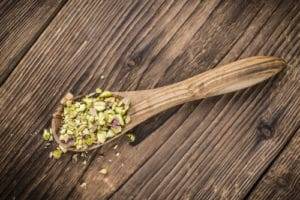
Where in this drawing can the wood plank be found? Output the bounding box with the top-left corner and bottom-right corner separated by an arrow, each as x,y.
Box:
0,0 -> 299,200
108,0 -> 299,199
0,0 -> 170,198
248,128 -> 300,200
0,0 -> 67,85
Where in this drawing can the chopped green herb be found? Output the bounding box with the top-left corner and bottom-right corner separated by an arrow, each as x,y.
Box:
100,91 -> 112,98
96,88 -> 102,93
57,88 -> 132,150
124,115 -> 131,124
51,148 -> 62,159
94,101 -> 106,111
97,132 -> 106,143
106,130 -> 115,138
43,129 -> 53,141
126,133 -> 136,143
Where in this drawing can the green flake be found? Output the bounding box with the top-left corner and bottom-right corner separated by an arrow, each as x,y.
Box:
43,129 -> 53,141
126,133 -> 136,143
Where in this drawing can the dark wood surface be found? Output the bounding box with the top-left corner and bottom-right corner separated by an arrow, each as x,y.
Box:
248,128 -> 300,200
0,0 -> 67,85
0,0 -> 299,199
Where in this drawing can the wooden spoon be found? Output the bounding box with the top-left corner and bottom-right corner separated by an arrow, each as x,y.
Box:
52,56 -> 286,152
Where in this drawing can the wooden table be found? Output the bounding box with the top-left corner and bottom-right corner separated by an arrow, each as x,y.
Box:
1,0 -> 300,199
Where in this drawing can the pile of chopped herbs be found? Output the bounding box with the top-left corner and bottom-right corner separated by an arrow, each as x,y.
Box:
59,89 -> 131,150
42,88 -> 135,159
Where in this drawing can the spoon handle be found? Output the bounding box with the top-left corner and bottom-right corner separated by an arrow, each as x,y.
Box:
131,56 -> 286,122
180,56 -> 286,99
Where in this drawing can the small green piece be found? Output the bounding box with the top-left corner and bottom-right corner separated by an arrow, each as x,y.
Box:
82,97 -> 93,107
96,88 -> 102,94
114,114 -> 125,126
114,107 -> 126,115
106,130 -> 115,138
94,101 -> 106,111
126,133 -> 135,143
43,129 -> 53,141
97,131 -> 107,143
124,115 -> 131,124
84,134 -> 95,145
97,112 -> 105,125
56,88 -> 131,151
75,138 -> 84,150
51,148 -> 62,159
100,91 -> 113,98
105,113 -> 115,123
77,104 -> 86,112
111,126 -> 122,134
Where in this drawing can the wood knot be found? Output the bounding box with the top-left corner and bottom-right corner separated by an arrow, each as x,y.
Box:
124,52 -> 144,72
125,34 -> 160,70
257,119 -> 274,140
126,59 -> 137,68
256,108 -> 285,141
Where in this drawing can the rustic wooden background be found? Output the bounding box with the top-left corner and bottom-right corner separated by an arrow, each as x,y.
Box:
0,0 -> 300,199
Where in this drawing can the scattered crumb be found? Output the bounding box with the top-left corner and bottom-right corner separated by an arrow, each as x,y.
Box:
59,145 -> 68,153
108,159 -> 112,163
126,133 -> 136,143
100,168 -> 108,175
116,152 -> 120,157
113,145 -> 118,149
72,154 -> 78,163
83,160 -> 87,165
44,143 -> 51,148
50,148 -> 63,159
100,75 -> 105,79
121,163 -> 124,167
80,182 -> 87,189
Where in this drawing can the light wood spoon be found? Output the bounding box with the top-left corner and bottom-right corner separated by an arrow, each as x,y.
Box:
52,56 -> 286,152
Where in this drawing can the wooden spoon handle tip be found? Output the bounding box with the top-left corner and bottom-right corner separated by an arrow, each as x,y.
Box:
183,56 -> 286,98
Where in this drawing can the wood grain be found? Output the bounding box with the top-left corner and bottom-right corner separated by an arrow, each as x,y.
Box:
248,128 -> 300,200
0,0 -> 299,200
0,0 -> 67,85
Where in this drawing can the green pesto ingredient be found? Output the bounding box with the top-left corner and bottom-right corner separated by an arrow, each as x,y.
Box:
51,148 -> 62,159
126,133 -> 135,143
43,129 -> 53,141
59,88 -> 131,150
